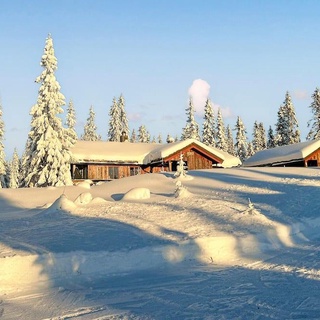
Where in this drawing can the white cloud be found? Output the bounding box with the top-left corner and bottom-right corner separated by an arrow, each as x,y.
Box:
293,90 -> 309,100
187,79 -> 233,119
188,79 -> 211,116
212,103 -> 233,118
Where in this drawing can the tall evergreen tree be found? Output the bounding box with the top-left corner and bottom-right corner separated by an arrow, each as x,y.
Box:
118,94 -> 130,138
23,35 -> 73,187
252,121 -> 267,152
216,108 -> 228,151
234,116 -> 248,162
8,148 -> 20,188
275,91 -> 300,146
226,125 -> 235,156
307,87 -> 320,140
130,129 -> 137,142
247,141 -> 255,157
202,98 -> 215,146
0,101 -> 6,187
157,133 -> 163,144
108,97 -> 122,141
267,125 -> 276,149
82,106 -> 101,141
138,125 -> 150,143
181,97 -> 200,140
65,99 -> 78,145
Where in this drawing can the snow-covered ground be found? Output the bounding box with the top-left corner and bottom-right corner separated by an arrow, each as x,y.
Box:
1,167 -> 320,319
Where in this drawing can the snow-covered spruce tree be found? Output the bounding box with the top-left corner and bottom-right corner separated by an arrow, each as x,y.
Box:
0,101 -> 6,187
130,129 -> 137,142
202,98 -> 216,147
226,124 -> 235,156
216,108 -> 228,152
65,99 -> 78,145
275,91 -> 300,146
267,125 -> 276,149
307,88 -> 320,140
118,94 -> 130,138
252,121 -> 267,152
81,106 -> 101,141
181,97 -> 200,140
166,134 -> 174,143
138,125 -> 150,143
157,134 -> 162,143
108,97 -> 122,141
23,35 -> 73,187
8,148 -> 20,188
234,116 -> 248,162
174,153 -> 187,178
247,141 -> 255,158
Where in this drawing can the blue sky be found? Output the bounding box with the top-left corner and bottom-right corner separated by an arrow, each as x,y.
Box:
1,0 -> 320,158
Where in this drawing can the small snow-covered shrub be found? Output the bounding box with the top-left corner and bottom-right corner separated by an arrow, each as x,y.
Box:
174,181 -> 192,198
74,192 -> 93,205
122,187 -> 151,200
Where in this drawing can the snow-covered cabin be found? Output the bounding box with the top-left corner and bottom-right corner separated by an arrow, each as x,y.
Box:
244,139 -> 320,167
70,138 -> 241,181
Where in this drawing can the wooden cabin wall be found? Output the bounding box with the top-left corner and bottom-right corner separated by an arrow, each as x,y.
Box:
304,149 -> 320,166
87,164 -> 140,180
186,150 -> 213,170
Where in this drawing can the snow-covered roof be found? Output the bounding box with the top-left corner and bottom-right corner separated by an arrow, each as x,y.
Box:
70,140 -> 157,164
244,139 -> 320,167
144,139 -> 241,168
71,139 -> 241,168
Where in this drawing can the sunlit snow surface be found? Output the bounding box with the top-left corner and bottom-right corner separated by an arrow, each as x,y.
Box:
1,167 -> 320,319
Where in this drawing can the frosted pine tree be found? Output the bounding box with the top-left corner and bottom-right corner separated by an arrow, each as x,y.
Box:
130,129 -> 137,142
252,121 -> 267,152
108,97 -> 122,141
307,88 -> 320,140
216,108 -> 228,152
8,148 -> 20,188
234,116 -> 248,162
23,35 -> 73,187
202,98 -> 215,147
81,106 -> 101,141
247,141 -> 255,157
118,94 -> 130,138
0,101 -> 6,187
226,125 -> 235,156
157,134 -> 163,143
181,97 -> 200,140
166,134 -> 174,143
65,99 -> 78,145
275,92 -> 300,146
138,125 -> 149,143
267,126 -> 276,149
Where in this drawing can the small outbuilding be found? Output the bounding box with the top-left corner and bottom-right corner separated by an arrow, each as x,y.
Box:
244,139 -> 320,167
70,138 -> 241,181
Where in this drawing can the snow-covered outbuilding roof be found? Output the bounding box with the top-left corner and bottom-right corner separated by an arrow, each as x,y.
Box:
243,139 -> 320,167
71,139 -> 241,168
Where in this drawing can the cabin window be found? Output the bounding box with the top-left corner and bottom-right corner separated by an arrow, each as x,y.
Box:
108,167 -> 119,179
130,167 -> 140,176
73,165 -> 88,179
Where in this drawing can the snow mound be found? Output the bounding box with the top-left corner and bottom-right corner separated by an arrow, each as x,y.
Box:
90,197 -> 108,204
76,180 -> 92,189
44,194 -> 76,213
122,187 -> 151,200
74,192 -> 93,205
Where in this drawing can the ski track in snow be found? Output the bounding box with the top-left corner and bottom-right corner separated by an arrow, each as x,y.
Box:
1,168 -> 320,319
